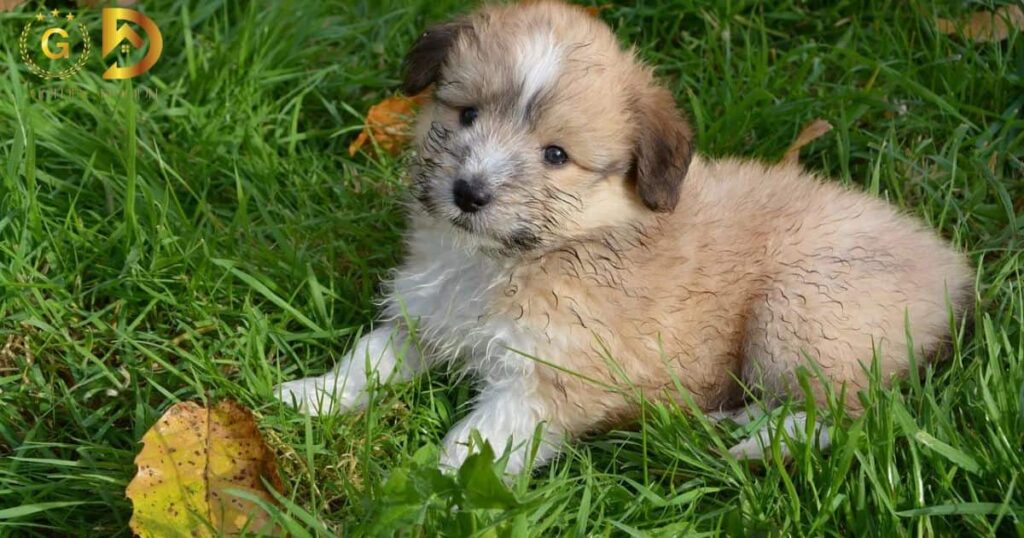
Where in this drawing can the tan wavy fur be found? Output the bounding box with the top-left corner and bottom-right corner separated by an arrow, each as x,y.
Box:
276,0 -> 973,471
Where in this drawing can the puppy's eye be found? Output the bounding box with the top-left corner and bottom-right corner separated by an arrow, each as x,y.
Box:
459,107 -> 479,127
543,145 -> 569,166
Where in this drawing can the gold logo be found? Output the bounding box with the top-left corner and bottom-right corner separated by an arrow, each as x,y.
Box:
19,8 -> 91,79
40,27 -> 69,59
19,5 -> 163,81
101,7 -> 163,80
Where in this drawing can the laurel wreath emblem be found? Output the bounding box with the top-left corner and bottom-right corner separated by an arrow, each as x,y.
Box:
19,19 -> 92,80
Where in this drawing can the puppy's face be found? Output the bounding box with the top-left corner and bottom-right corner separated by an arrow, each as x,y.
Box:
403,1 -> 693,254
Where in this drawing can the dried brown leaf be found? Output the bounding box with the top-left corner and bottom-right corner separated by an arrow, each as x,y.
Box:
783,119 -> 833,165
936,5 -> 1024,43
0,0 -> 26,11
76,0 -> 138,6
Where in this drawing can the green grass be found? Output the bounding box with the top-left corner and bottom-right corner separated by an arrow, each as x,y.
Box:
1,0 -> 1022,535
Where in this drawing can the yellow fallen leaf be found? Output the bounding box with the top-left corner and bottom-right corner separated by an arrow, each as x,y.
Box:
126,400 -> 284,537
348,92 -> 429,157
783,119 -> 833,165
936,5 -> 1024,43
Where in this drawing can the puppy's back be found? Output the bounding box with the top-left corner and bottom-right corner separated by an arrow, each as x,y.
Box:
677,156 -> 973,408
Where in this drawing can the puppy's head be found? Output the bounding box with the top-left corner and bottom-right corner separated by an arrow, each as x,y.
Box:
403,1 -> 693,253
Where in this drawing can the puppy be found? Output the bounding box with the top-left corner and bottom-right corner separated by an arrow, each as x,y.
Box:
275,1 -> 973,473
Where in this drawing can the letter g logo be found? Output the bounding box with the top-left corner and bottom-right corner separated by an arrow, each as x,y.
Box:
41,27 -> 69,59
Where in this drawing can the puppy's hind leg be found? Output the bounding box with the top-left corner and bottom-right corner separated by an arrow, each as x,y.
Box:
728,282 -> 865,461
712,404 -> 831,460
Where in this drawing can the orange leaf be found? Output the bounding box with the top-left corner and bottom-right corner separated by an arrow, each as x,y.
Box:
348,92 -> 429,157
783,119 -> 832,165
936,5 -> 1024,43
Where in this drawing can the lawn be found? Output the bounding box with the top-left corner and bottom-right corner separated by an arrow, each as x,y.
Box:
1,0 -> 1022,536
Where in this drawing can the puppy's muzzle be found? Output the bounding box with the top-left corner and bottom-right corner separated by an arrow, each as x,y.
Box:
452,176 -> 492,213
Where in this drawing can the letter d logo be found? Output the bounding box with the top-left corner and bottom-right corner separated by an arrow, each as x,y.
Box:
102,8 -> 163,80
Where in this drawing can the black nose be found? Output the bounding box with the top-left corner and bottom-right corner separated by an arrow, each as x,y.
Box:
452,178 -> 492,213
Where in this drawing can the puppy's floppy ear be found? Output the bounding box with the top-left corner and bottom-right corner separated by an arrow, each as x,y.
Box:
631,85 -> 695,212
401,18 -> 471,96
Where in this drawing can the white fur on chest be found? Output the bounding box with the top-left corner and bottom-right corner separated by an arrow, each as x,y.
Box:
381,225 -> 540,382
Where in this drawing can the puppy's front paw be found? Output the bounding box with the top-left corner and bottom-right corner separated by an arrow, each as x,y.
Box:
274,377 -> 336,416
727,434 -> 776,461
723,411 -> 829,461
439,437 -> 470,473
439,430 -> 530,477
273,374 -> 366,416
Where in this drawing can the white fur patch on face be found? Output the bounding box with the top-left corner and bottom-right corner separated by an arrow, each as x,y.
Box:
465,136 -> 511,178
514,31 -> 562,111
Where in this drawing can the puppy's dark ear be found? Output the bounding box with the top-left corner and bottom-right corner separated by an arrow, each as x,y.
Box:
401,19 -> 471,96
631,85 -> 694,212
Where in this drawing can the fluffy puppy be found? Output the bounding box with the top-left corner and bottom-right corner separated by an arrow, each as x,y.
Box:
275,1 -> 973,472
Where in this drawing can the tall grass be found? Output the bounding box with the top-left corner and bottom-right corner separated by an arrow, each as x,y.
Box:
0,0 -> 1021,535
